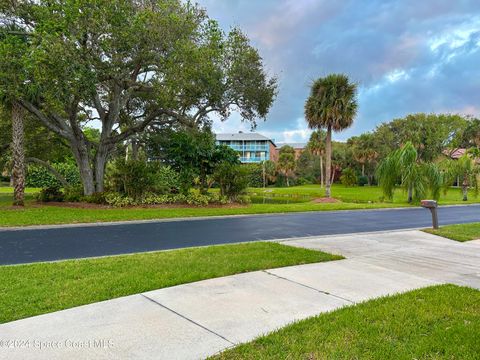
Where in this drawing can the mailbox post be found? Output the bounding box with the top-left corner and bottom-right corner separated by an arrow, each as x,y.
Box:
421,200 -> 439,229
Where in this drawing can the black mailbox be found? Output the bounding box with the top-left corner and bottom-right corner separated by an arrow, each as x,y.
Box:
421,200 -> 439,229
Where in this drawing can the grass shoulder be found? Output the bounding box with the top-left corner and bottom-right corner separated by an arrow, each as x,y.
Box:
424,222 -> 480,242
0,242 -> 342,324
212,284 -> 480,359
0,184 -> 478,227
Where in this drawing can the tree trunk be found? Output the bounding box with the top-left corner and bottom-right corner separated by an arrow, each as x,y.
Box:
407,184 -> 413,203
71,139 -> 95,195
325,126 -> 332,198
286,172 -> 290,187
362,163 -> 365,176
462,176 -> 468,201
320,156 -> 324,188
11,101 -> 25,206
131,140 -> 140,161
94,144 -> 111,193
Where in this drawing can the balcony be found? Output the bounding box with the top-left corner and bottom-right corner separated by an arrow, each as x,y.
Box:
227,145 -> 269,151
239,156 -> 268,163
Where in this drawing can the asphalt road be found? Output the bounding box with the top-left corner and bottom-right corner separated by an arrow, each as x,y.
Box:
0,205 -> 479,265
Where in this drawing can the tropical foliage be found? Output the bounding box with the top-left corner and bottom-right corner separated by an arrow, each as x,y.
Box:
442,154 -> 480,201
376,142 -> 442,203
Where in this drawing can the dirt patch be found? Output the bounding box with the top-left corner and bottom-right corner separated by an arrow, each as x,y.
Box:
312,197 -> 340,203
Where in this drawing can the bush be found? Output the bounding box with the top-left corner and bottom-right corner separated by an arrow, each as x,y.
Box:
106,159 -> 179,200
83,192 -> 108,204
357,175 -> 369,187
275,173 -> 296,187
104,191 -> 229,207
340,167 -> 357,187
154,164 -> 180,193
26,162 -> 81,188
236,194 -> 251,204
63,186 -> 83,202
296,177 -> 312,185
213,162 -> 250,201
36,186 -> 64,202
243,163 -> 263,187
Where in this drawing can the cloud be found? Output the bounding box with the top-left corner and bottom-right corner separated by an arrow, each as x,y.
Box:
198,0 -> 480,142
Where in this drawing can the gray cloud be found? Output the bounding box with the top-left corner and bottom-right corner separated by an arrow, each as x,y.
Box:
198,0 -> 480,142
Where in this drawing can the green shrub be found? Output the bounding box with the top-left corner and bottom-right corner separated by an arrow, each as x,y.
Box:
275,173 -> 296,187
26,162 -> 81,188
153,164 -> 180,193
214,162 -> 250,201
358,175 -> 369,187
104,191 -> 229,207
36,186 -> 64,202
63,186 -> 83,202
236,194 -> 251,204
340,167 -> 357,187
83,192 -> 108,204
243,163 -> 264,187
106,159 -> 179,200
296,177 -> 312,185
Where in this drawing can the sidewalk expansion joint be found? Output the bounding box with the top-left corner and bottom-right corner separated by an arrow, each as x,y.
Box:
140,294 -> 235,345
262,270 -> 355,304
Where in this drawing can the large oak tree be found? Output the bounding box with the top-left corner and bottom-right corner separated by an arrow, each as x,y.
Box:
0,0 -> 277,195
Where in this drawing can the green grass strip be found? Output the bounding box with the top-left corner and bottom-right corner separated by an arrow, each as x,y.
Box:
213,284 -> 480,359
424,222 -> 480,242
0,242 -> 341,324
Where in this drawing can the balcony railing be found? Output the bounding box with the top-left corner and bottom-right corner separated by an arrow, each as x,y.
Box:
227,145 -> 269,151
239,156 -> 268,163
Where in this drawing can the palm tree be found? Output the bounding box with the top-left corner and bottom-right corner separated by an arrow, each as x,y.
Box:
305,74 -> 357,197
376,142 -> 442,203
10,101 -> 25,206
1,18 -> 29,206
277,145 -> 296,187
442,153 -> 479,201
307,130 -> 326,187
350,133 -> 378,181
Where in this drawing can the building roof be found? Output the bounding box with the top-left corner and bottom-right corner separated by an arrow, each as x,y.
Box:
443,148 -> 480,164
276,142 -> 307,149
216,132 -> 275,145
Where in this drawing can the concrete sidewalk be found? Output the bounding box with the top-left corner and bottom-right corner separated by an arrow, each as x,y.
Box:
1,230 -> 479,360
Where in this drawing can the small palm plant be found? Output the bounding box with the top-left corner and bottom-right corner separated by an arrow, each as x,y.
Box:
442,153 -> 479,201
376,142 -> 443,203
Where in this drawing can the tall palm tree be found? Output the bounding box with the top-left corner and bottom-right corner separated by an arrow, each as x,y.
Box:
1,15 -> 29,206
305,74 -> 357,197
307,130 -> 326,187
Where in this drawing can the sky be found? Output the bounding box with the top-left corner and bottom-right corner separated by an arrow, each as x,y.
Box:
198,0 -> 480,143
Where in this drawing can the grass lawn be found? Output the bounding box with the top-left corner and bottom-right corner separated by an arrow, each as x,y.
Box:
0,184 -> 477,227
0,242 -> 341,324
424,222 -> 480,242
213,285 -> 480,359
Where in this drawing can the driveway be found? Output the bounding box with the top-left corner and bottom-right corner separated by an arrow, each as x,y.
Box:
0,205 -> 479,265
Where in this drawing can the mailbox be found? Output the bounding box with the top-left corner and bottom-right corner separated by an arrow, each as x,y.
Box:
421,200 -> 438,209
421,200 -> 439,229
